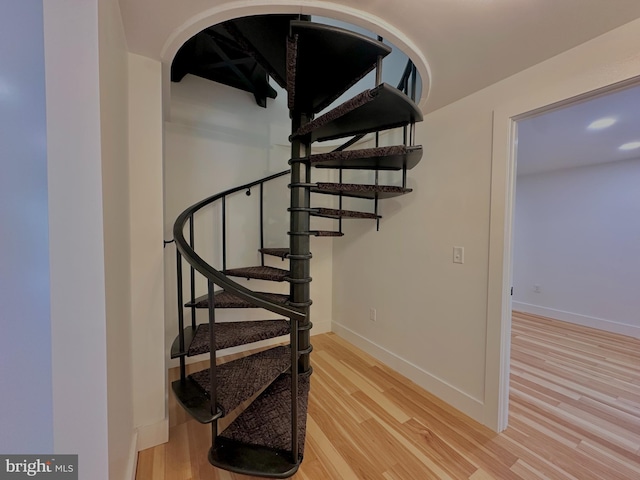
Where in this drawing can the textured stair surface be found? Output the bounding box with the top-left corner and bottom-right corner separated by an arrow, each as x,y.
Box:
190,345 -> 291,416
186,290 -> 290,309
224,266 -> 289,282
291,83 -> 423,142
310,208 -> 380,220
307,145 -> 423,171
219,372 -> 310,456
310,230 -> 344,237
310,182 -> 412,199
287,21 -> 391,114
223,15 -> 299,89
259,247 -> 290,259
188,320 -> 290,356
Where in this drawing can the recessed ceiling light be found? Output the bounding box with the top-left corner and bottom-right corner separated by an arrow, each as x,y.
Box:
619,141 -> 640,151
587,117 -> 616,130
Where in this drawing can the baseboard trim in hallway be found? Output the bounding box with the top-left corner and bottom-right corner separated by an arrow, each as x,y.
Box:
331,321 -> 485,422
137,417 -> 169,451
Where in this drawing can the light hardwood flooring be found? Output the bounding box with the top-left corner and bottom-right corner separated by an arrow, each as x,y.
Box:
137,312 -> 640,479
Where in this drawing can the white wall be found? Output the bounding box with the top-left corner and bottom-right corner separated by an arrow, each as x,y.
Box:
0,0 -> 53,454
163,75 -> 334,364
513,159 -> 640,338
98,0 -> 138,478
332,18 -> 640,429
332,97 -> 491,421
128,53 -> 167,451
43,2 -> 146,477
44,1 -> 110,477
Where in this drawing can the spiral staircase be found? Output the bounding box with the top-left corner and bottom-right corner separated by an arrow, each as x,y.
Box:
169,14 -> 423,478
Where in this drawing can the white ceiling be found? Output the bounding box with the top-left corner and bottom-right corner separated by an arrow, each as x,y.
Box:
118,0 -> 640,111
517,84 -> 640,176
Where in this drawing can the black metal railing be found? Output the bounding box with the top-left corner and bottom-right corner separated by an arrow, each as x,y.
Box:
172,168 -> 305,445
328,57 -> 418,230
173,169 -> 301,318
398,58 -> 418,102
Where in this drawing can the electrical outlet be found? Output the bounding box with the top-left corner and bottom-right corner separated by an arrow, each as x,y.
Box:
453,246 -> 464,264
369,308 -> 377,322
534,284 -> 541,293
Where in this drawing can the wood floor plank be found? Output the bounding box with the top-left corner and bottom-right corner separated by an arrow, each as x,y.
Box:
305,415 -> 360,480
135,447 -> 157,480
468,469 -> 497,480
139,313 -> 640,479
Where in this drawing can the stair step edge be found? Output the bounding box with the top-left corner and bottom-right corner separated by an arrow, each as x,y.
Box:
209,437 -> 300,478
186,290 -> 290,309
291,83 -> 423,143
187,319 -> 290,357
259,247 -> 290,259
224,266 -> 289,282
171,378 -> 219,424
219,372 -> 311,457
310,208 -> 380,220
306,145 -> 423,171
189,345 -> 292,416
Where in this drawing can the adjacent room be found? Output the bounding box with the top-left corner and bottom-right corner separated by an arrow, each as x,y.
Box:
508,83 -> 640,479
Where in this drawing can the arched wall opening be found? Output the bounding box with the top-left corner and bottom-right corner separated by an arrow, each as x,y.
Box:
159,3 -> 431,117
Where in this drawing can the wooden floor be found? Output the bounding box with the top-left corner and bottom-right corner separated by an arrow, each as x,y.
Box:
137,312 -> 640,479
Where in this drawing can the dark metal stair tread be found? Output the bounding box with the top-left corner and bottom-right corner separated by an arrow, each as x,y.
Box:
222,15 -> 299,89
218,372 -> 310,458
209,437 -> 300,478
259,247 -> 290,259
189,345 -> 291,417
311,208 -> 380,220
184,320 -> 290,357
287,21 -> 391,114
170,325 -> 197,359
171,377 -> 218,424
186,290 -> 290,309
311,182 -> 413,200
307,145 -> 423,171
310,230 -> 344,237
291,83 -> 423,143
224,266 -> 289,282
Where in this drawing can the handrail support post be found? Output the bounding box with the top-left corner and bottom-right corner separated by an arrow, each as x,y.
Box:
207,281 -> 218,444
176,251 -> 186,381
189,215 -> 196,330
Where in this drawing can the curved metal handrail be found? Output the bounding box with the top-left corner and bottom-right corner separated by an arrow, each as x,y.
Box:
173,169 -> 305,321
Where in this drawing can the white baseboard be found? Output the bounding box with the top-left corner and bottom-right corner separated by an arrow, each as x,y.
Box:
136,417 -> 169,451
331,321 -> 484,424
513,302 -> 640,339
126,431 -> 138,480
